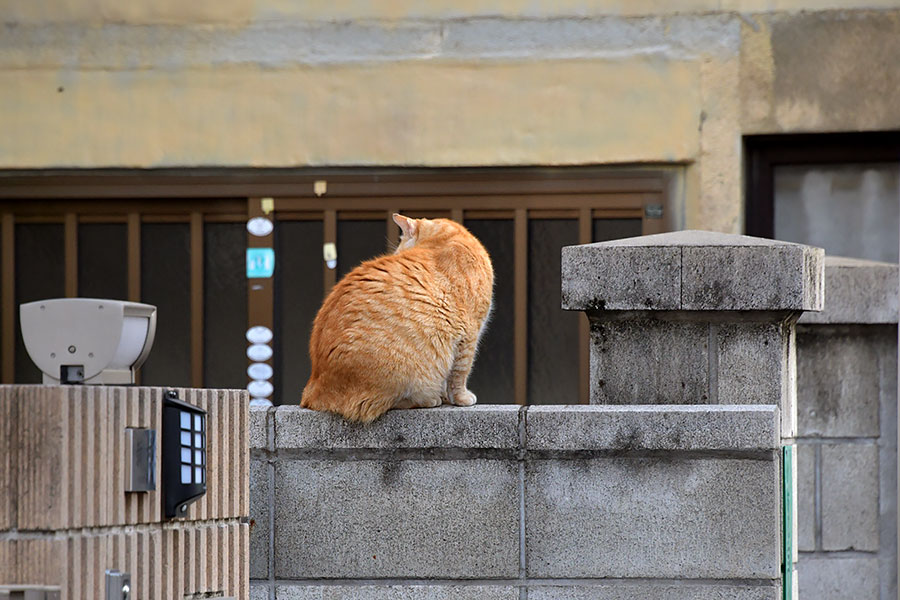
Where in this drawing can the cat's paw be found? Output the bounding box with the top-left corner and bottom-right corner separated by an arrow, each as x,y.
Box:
451,389 -> 477,406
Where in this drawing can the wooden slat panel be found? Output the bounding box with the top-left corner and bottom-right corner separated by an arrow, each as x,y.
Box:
190,211 -> 204,388
0,171 -> 665,200
64,212 -> 77,297
451,208 -> 464,223
278,193 -> 647,212
514,208 -> 527,406
1,213 -> 13,383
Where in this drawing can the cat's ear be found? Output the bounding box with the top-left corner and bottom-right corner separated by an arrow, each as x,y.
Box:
392,213 -> 418,238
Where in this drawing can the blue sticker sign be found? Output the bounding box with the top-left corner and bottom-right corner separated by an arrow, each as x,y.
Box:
247,248 -> 275,278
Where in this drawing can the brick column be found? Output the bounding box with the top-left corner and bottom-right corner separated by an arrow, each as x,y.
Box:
561,230 -> 824,439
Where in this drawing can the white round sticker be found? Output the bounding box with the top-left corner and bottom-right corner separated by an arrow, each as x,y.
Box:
247,362 -> 273,380
247,217 -> 274,237
247,343 -> 273,361
246,326 -> 273,344
247,380 -> 274,398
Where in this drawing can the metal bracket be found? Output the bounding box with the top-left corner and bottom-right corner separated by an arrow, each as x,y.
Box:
125,429 -> 156,492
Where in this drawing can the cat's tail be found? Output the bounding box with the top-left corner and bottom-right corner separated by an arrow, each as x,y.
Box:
301,378 -> 395,423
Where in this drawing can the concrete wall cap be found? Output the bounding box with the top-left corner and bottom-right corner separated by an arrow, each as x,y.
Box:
798,255 -> 898,324
526,404 -> 779,452
562,229 -> 825,312
274,405 -> 521,450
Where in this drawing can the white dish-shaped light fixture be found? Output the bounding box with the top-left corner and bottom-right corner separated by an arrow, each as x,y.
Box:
20,298 -> 157,385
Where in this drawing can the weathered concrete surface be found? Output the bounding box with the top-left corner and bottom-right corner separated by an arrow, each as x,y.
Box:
562,231 -> 824,312
528,585 -> 780,600
796,327 -> 883,438
274,459 -> 519,578
821,443 -> 879,552
275,405 -> 520,450
525,405 -> 779,452
6,0 -> 900,23
799,257 -> 899,325
798,556 -> 879,600
249,461 -> 269,579
0,59 -> 700,169
796,443 -> 815,552
250,405 -> 272,451
525,457 -> 780,579
274,586 -> 518,600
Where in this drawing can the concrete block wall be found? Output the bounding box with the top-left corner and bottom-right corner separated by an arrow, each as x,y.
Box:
251,404 -> 783,599
0,385 -> 250,600
794,257 -> 898,600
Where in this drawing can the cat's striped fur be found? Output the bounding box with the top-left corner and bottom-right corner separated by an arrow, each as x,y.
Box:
300,214 -> 494,422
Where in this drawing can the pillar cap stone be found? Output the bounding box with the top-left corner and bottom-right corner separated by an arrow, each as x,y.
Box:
798,256 -> 898,324
562,230 -> 824,312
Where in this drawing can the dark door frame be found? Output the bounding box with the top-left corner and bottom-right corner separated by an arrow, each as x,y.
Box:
744,131 -> 900,238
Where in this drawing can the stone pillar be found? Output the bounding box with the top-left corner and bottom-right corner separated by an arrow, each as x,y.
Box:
561,230 -> 824,440
793,256 -> 898,600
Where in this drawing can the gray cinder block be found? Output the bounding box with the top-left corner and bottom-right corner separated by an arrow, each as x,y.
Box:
525,457 -> 780,579
796,328 -> 881,438
250,583 -> 270,600
250,405 -> 273,451
798,556 -> 879,600
821,443 -> 879,551
799,256 -> 898,325
275,405 -> 520,450
588,317 -> 708,404
797,443 -> 815,552
249,460 -> 270,579
274,459 -> 519,578
275,585 -> 519,599
525,405 -> 779,452
528,584 -> 779,600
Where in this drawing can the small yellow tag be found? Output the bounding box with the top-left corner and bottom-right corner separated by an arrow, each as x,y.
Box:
314,180 -> 328,197
260,197 -> 274,215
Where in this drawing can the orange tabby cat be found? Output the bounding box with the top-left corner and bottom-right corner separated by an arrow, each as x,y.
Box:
301,214 -> 494,422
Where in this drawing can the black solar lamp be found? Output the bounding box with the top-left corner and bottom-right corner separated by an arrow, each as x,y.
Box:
162,390 -> 207,518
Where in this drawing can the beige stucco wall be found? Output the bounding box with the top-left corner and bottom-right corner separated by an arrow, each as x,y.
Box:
2,2 -> 899,231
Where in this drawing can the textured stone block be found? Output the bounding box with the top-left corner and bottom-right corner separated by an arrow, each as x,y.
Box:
563,231 -> 823,312
251,583 -> 270,600
275,585 -> 518,599
251,405 -> 273,451
716,322 -> 788,406
798,556 -> 878,600
250,460 -> 269,579
796,444 -> 815,552
275,405 -> 520,450
821,443 -> 879,551
526,405 -> 779,452
682,241 -> 823,312
561,244 -> 682,311
274,459 -> 519,578
796,327 -> 882,437
588,318 -> 709,404
799,256 -> 898,325
528,584 -> 779,600
525,457 -> 780,578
